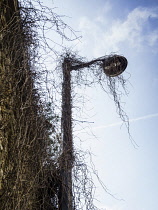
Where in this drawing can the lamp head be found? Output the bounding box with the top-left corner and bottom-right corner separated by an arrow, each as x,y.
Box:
103,55 -> 128,77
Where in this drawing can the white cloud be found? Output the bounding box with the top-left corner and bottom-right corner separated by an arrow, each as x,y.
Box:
78,6 -> 158,56
95,1 -> 112,24
147,29 -> 158,46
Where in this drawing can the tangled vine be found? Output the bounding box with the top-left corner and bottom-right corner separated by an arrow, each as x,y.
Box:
0,0 -> 131,210
0,0 -> 74,209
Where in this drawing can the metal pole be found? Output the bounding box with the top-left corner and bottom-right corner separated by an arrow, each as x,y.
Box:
60,58 -> 73,210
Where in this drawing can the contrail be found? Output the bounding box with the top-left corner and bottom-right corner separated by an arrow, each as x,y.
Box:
92,113 -> 158,130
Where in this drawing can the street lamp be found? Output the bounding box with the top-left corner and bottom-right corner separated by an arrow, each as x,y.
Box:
103,55 -> 127,77
60,54 -> 128,210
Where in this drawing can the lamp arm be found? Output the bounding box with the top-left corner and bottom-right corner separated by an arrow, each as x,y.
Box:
70,55 -> 128,77
71,58 -> 105,70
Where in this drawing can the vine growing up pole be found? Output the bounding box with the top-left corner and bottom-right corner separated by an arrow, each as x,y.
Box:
59,52 -> 128,209
60,59 -> 73,210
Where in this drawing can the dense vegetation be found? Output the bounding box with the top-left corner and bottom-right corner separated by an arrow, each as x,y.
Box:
0,0 -> 61,209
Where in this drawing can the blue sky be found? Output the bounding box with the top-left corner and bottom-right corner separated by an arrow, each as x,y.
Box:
44,0 -> 158,209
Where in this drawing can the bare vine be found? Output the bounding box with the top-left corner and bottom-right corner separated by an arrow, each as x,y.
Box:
0,0 -> 132,209
55,51 -> 131,209
0,0 -> 77,209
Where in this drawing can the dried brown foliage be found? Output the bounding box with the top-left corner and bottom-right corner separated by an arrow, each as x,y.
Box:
0,0 -> 67,209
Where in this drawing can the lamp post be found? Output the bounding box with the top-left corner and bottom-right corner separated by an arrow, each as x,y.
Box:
60,54 -> 128,210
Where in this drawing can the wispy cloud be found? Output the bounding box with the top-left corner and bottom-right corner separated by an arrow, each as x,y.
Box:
128,113 -> 158,122
77,6 -> 158,56
92,113 -> 158,130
